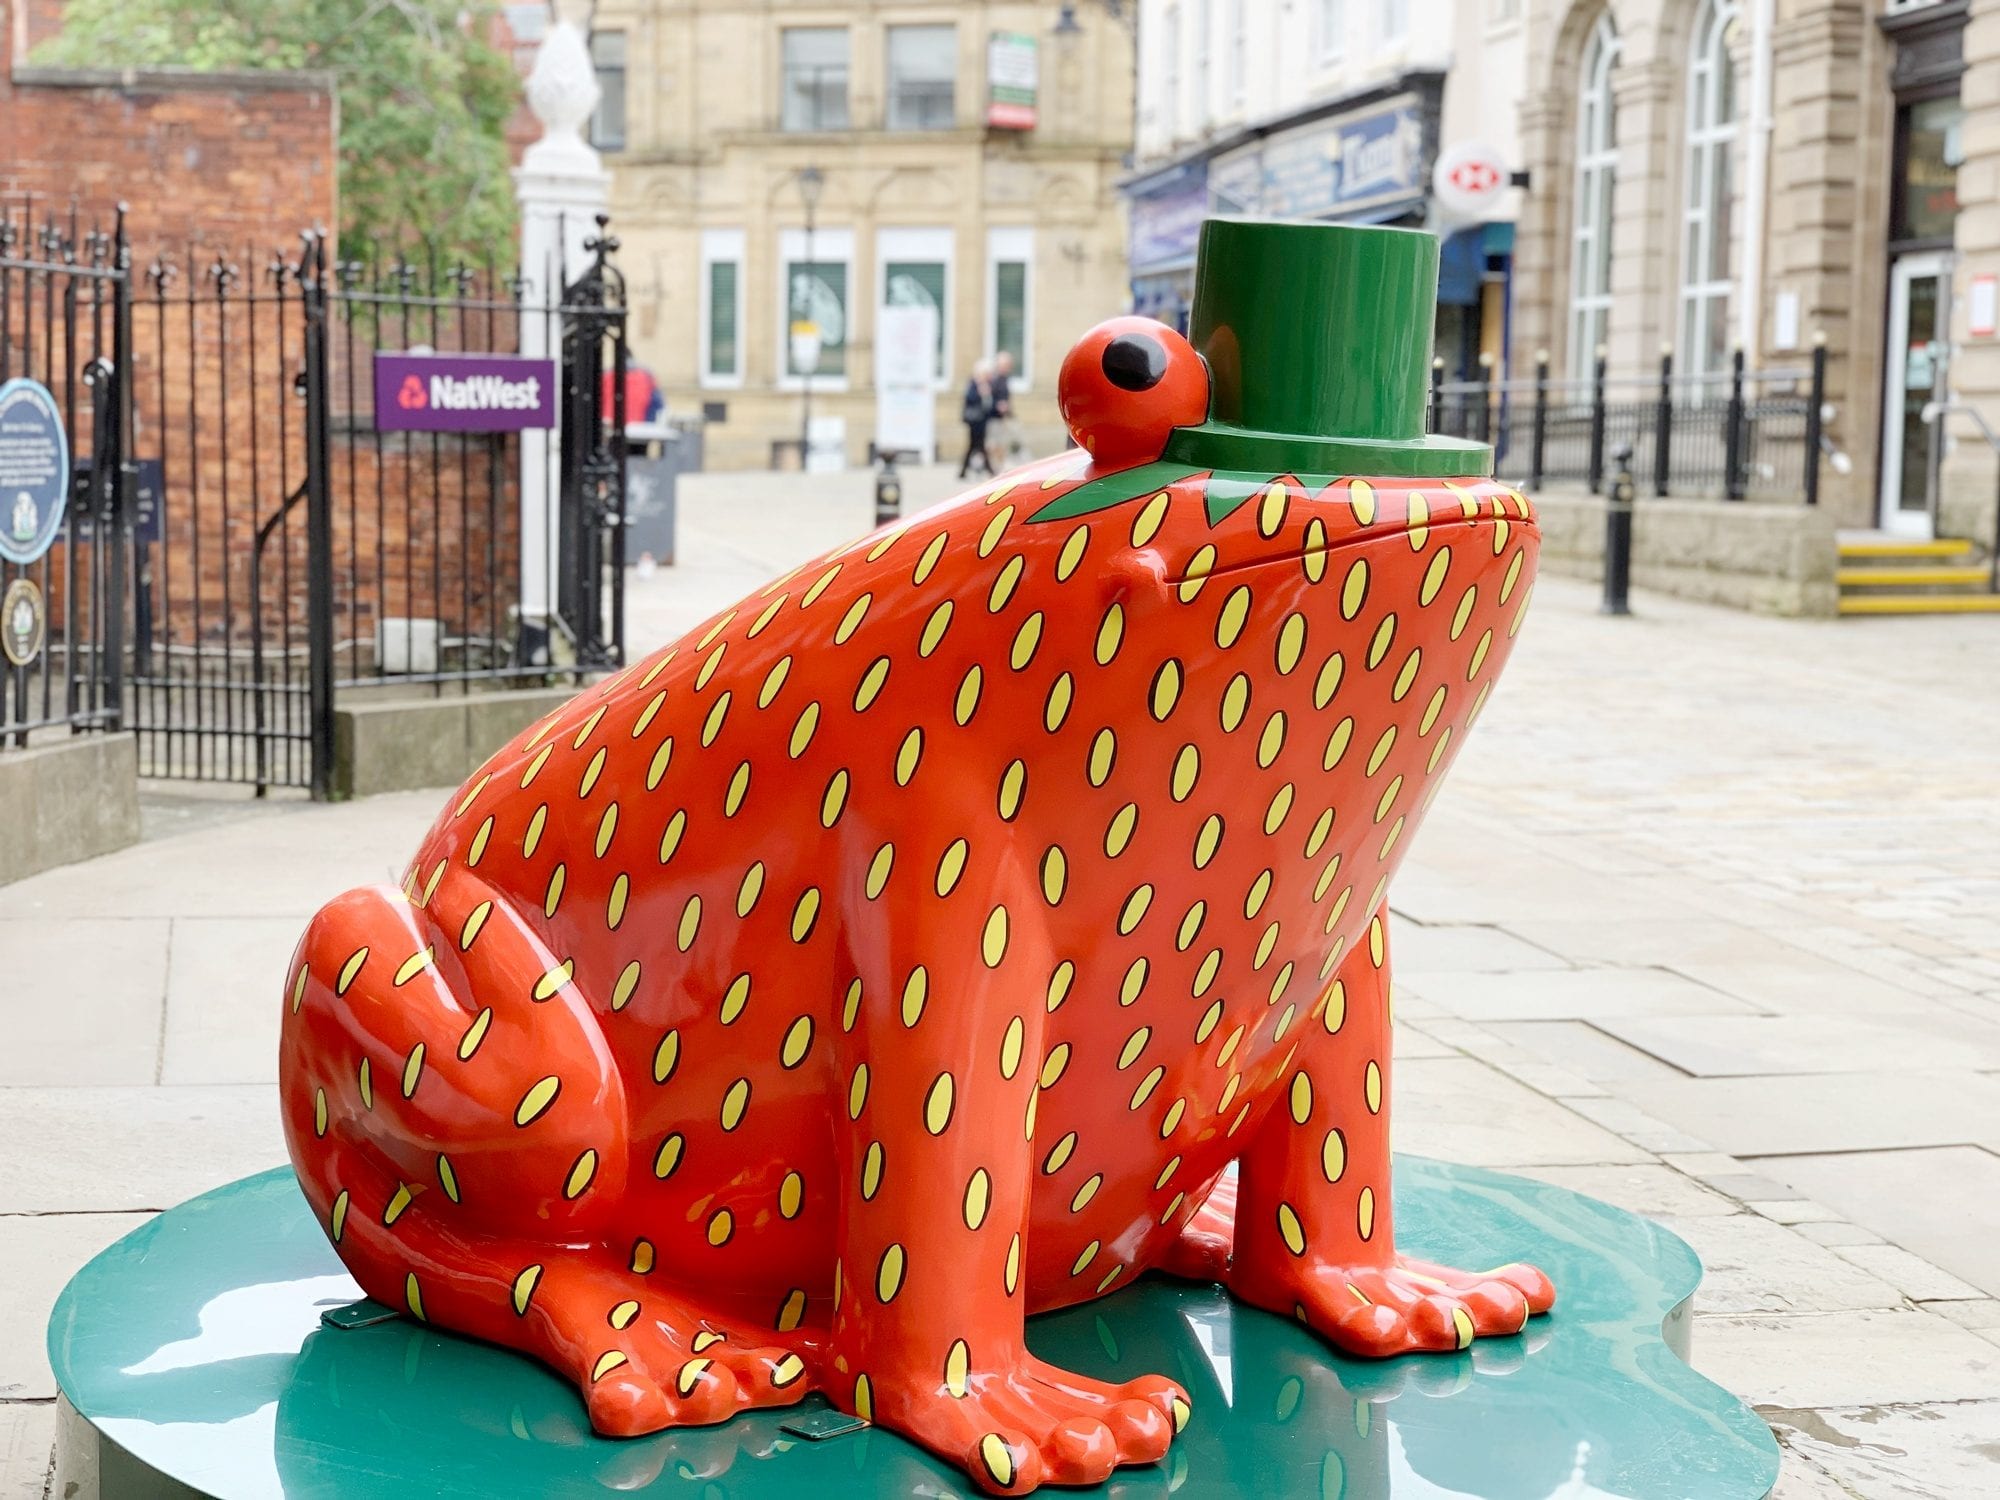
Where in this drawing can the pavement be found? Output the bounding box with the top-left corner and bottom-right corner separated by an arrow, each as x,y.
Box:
5,464 -> 2000,1497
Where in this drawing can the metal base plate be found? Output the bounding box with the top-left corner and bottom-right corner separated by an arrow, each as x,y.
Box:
47,1159 -> 1779,1498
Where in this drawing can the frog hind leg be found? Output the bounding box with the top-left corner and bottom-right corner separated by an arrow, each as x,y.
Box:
1205,907 -> 1555,1355
279,875 -> 809,1435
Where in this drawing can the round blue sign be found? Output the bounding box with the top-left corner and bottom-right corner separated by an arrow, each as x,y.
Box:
0,378 -> 70,566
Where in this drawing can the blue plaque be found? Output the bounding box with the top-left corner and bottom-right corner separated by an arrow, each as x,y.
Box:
0,378 -> 69,566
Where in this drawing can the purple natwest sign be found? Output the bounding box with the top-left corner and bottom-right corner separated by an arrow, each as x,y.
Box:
373,352 -> 557,433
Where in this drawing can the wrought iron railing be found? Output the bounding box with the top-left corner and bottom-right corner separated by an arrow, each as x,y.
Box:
1429,342 -> 1831,505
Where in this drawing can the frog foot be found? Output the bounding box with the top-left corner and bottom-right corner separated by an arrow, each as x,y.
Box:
579,1298 -> 811,1437
1272,1256 -> 1555,1358
866,1355 -> 1183,1495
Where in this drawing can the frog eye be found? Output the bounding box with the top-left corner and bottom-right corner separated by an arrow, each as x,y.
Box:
1102,333 -> 1168,392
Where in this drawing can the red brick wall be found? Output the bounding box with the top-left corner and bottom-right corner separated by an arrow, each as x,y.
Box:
0,0 -> 337,250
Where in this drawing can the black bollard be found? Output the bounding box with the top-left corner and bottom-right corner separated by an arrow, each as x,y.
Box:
874,448 -> 903,526
1603,441 -> 1634,617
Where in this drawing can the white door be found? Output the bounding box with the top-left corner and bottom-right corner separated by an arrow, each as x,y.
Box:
1879,253 -> 1950,536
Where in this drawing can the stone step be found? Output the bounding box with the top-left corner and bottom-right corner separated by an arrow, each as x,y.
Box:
1835,537 -> 1975,560
1837,592 -> 2000,615
1835,565 -> 1991,588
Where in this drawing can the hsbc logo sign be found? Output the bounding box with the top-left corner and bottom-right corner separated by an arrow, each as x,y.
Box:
1432,141 -> 1513,222
373,351 -> 557,433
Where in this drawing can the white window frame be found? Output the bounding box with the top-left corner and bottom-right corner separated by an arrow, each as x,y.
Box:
1381,0 -> 1408,45
1228,0 -> 1247,101
876,226 -> 954,392
1678,0 -> 1739,385
1317,0 -> 1346,61
1161,3 -> 1181,141
985,225 -> 1035,390
1568,14 -> 1620,381
1193,0 -> 1211,121
776,225 -> 855,394
699,228 -> 745,389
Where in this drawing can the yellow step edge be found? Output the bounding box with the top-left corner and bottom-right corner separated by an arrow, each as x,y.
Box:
1839,593 -> 2000,615
1836,538 -> 1975,559
1836,566 -> 1991,588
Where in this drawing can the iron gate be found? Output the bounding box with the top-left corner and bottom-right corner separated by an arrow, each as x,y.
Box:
0,203 -> 630,797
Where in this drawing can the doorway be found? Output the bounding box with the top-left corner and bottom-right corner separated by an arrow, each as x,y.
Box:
1879,252 -> 1949,536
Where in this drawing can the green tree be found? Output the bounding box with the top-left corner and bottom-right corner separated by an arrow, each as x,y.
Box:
36,0 -> 521,260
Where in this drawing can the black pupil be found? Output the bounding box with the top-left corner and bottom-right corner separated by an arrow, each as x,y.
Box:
1101,334 -> 1168,392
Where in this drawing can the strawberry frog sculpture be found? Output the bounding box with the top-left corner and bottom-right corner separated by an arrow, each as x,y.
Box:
279,219 -> 1551,1494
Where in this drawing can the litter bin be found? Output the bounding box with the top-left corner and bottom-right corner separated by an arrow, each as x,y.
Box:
623,417 -> 704,567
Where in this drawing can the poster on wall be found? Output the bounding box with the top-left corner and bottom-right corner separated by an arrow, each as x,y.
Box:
875,303 -> 939,463
987,32 -> 1038,130
0,378 -> 70,566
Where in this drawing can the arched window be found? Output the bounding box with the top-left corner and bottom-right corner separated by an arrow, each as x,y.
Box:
1568,15 -> 1619,381
1679,0 -> 1739,382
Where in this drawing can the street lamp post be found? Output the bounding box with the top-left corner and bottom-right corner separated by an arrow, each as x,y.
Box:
796,164 -> 824,469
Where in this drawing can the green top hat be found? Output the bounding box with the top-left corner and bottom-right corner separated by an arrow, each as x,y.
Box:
1161,218 -> 1492,479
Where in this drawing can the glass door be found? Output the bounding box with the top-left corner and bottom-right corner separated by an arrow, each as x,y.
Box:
1879,252 -> 1950,536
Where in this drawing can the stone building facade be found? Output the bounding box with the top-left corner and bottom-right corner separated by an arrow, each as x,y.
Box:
588,0 -> 1137,470
1510,0 -> 1995,543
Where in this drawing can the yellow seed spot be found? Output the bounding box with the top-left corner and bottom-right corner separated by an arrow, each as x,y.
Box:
998,759 -> 1027,820
1041,1043 -> 1072,1088
936,839 -> 969,897
516,1075 -> 560,1127
1365,1060 -> 1384,1113
917,599 -> 955,660
1095,603 -> 1124,665
521,744 -> 553,789
913,531 -> 949,584
1179,543 -> 1217,603
607,873 -> 631,930
458,1008 -> 492,1060
653,1132 -> 684,1177
801,564 -> 842,607
1452,585 -> 1479,639
511,1264 -> 542,1314
1162,1097 -> 1187,1136
1151,658 -> 1184,720
606,959 -> 641,1011
1259,711 -> 1288,769
1194,999 -> 1224,1044
721,973 -> 751,1024
313,1088 -> 328,1136
631,1240 -> 655,1274
1119,883 -> 1154,935
1071,1173 -> 1103,1211
1131,490 -> 1171,547
1118,1026 -> 1152,1070
1277,1203 -> 1307,1256
383,1183 -> 412,1225
791,887 -> 821,942
468,815 -> 494,866
1358,1186 -> 1377,1240
1040,845 -> 1068,904
357,1059 -> 374,1109
1193,813 -> 1223,869
955,664 -> 983,724
982,906 -> 1010,967
924,1073 -> 956,1133
896,726 -> 924,784
421,859 -> 448,906
779,1170 -> 804,1218
543,864 -> 567,919
1089,728 -> 1118,787
789,702 -> 820,758
981,1434 -> 1015,1487
875,1245 -> 910,1306
848,1062 -> 871,1118
646,738 -> 673,791
989,554 -> 1026,612
835,592 -> 872,644
1043,1132 -> 1077,1174
401,1042 -> 426,1099
978,505 -> 1014,557
677,895 -> 702,952
579,746 -> 610,798
1120,957 -> 1150,1006
1256,920 -> 1281,967
694,643 -> 727,691
1321,1127 -> 1347,1181
964,1168 -> 993,1231
707,1208 -> 734,1246
842,977 -> 863,1030
633,691 -> 669,740
854,1371 -> 875,1420
406,1273 -> 427,1321
609,1299 -> 640,1331
1071,1241 -> 1100,1276
1245,868 -> 1273,919
1469,628 -> 1494,679
330,1190 -> 350,1241
1131,1064 -> 1166,1109
1341,559 -> 1369,620
393,948 -> 433,988
821,769 -> 850,827
854,656 -> 891,712
1057,524 -> 1091,580
1171,743 -> 1200,801
564,1149 -> 599,1200
945,1338 -> 972,1397
1192,947 -> 1223,996
336,947 -> 369,996
1220,671 -> 1250,732
1453,1307 -> 1477,1349
867,843 -> 895,899
861,1140 -> 885,1199
1375,775 -> 1404,823
1176,900 -> 1206,951
1009,611 -> 1044,671
1216,585 -> 1253,648
1047,962 -> 1076,1012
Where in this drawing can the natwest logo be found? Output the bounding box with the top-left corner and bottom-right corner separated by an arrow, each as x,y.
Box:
426,372 -> 543,412
374,352 -> 557,433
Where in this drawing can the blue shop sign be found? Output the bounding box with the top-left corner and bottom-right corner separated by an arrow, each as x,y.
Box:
1128,168 -> 1209,272
1210,96 -> 1428,222
0,378 -> 70,566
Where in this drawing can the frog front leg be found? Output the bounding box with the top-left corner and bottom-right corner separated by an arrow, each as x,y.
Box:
1225,906 -> 1556,1354
827,865 -> 1183,1494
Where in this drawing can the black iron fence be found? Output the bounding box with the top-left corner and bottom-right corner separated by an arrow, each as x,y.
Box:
1430,344 -> 1830,505
0,200 -> 628,796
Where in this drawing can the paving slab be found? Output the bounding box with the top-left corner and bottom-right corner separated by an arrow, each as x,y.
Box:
0,1401 -> 53,1500
1658,1213 -> 1902,1317
1502,916 -> 1822,969
1383,921 -> 1571,974
0,1086 -> 284,1215
1482,1019 -> 1690,1085
0,918 -> 166,1086
1513,1162 -> 1743,1219
1595,1010 -> 2000,1077
1693,1308 -> 2000,1408
1670,958 -> 1939,1019
1624,1071 -> 2000,1157
1404,964 -> 1762,1023
1392,1057 -> 1652,1167
1762,1400 -> 2000,1500
1752,1146 -> 2000,1299
159,916 -> 301,1085
0,1214 -> 152,1401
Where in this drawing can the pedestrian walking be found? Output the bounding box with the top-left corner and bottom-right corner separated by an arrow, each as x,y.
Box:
990,350 -> 1023,465
959,359 -> 996,478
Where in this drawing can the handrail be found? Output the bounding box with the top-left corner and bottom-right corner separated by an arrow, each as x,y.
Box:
1920,400 -> 2000,591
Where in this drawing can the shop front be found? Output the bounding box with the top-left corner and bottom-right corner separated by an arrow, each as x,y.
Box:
1126,164 -> 1208,333
1879,0 -> 1965,536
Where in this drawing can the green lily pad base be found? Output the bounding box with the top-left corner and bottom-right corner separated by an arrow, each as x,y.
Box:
47,1161 -> 1778,1498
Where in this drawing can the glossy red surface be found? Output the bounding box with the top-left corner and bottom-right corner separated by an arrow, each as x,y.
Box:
280,321 -> 1551,1494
